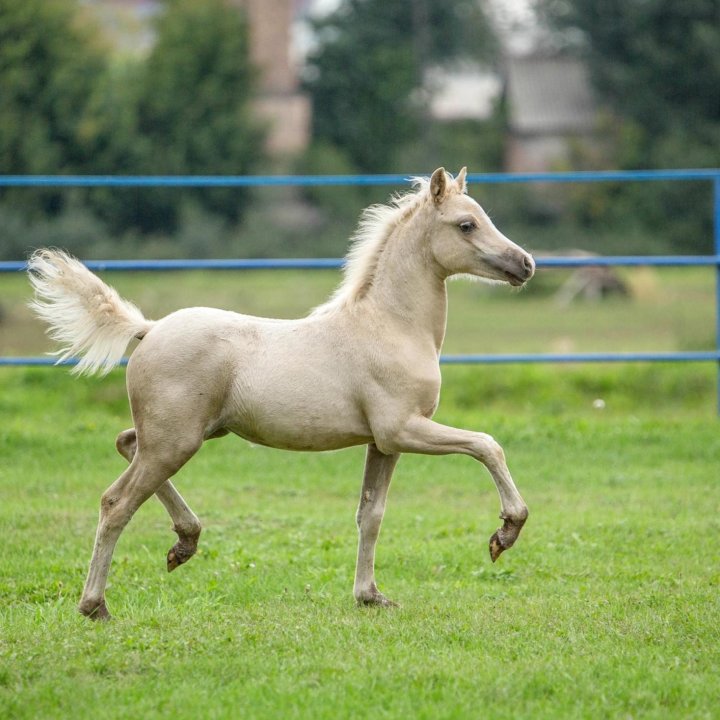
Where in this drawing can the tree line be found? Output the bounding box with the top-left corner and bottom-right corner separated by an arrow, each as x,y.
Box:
539,0 -> 720,254
1,0 -> 719,259
0,0 -> 261,244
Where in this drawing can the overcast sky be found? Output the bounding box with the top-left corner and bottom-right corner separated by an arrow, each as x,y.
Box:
302,0 -> 541,55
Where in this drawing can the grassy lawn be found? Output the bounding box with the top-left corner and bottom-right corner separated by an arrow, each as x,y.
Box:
1,265 -> 719,718
1,365 -> 719,719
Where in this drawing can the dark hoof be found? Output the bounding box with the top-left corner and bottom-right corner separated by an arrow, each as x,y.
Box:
489,531 -> 505,563
78,599 -> 111,621
355,587 -> 399,608
166,541 -> 196,572
488,511 -> 528,563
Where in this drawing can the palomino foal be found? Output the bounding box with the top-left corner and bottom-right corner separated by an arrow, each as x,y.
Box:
29,168 -> 535,620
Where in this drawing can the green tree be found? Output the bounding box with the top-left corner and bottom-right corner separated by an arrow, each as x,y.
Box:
92,0 -> 265,234
541,0 -> 720,161
539,0 -> 720,251
0,0 -> 106,214
304,0 -> 497,173
0,0 -> 265,239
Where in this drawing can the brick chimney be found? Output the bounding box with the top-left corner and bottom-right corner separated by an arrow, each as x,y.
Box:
232,0 -> 311,157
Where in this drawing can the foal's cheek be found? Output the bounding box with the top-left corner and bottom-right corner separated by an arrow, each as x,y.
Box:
431,238 -> 473,277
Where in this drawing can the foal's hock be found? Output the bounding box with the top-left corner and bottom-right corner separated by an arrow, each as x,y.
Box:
28,168 -> 535,620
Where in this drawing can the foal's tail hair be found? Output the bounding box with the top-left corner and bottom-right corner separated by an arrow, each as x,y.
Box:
27,248 -> 155,376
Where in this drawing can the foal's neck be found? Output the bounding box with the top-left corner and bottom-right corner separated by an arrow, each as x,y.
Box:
364,210 -> 448,353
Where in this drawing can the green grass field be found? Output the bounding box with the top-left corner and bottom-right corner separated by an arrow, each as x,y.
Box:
1,267 -> 719,718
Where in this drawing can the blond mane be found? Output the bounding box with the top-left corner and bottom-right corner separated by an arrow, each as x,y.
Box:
313,177 -> 438,315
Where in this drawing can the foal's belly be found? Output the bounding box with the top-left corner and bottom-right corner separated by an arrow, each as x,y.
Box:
224,392 -> 373,452
223,357 -> 374,452
226,422 -> 371,452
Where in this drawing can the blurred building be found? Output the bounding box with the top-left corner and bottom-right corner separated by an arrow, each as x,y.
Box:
427,64 -> 502,122
83,0 -> 311,157
80,0 -> 160,54
423,0 -> 598,173
504,54 -> 597,172
232,0 -> 311,156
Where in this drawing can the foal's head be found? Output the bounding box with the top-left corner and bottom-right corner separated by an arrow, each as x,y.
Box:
424,167 -> 535,287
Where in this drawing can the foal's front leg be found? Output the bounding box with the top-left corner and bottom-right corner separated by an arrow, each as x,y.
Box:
380,416 -> 528,561
354,443 -> 400,606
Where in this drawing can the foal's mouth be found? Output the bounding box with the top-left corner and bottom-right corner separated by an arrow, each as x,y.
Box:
504,270 -> 528,287
486,254 -> 534,287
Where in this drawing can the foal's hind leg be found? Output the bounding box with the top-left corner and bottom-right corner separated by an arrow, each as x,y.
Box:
354,444 -> 400,607
116,428 -> 202,572
156,483 -> 201,572
80,437 -> 202,620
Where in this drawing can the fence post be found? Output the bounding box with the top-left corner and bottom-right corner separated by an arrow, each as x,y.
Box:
714,177 -> 720,415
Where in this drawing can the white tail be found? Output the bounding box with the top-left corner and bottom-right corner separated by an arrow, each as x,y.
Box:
27,249 -> 154,376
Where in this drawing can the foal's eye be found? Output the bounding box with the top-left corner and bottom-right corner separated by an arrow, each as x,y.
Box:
459,221 -> 476,234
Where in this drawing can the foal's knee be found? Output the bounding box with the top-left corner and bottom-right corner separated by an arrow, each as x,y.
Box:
476,433 -> 506,467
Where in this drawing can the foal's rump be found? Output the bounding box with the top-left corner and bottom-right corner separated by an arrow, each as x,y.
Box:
124,307 -> 248,443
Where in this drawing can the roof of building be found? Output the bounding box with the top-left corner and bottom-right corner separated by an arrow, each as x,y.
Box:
506,54 -> 596,135
427,66 -> 502,121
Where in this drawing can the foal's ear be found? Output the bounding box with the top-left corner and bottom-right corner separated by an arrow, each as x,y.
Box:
456,167 -> 467,194
430,167 -> 449,204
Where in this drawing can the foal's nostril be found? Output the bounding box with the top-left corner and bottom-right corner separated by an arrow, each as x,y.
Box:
522,255 -> 535,277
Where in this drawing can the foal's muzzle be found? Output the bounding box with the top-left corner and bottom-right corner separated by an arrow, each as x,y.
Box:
495,252 -> 535,287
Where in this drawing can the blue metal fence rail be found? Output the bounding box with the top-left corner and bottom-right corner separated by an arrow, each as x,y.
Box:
2,255 -> 720,273
2,170 -> 719,410
1,168 -> 719,186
